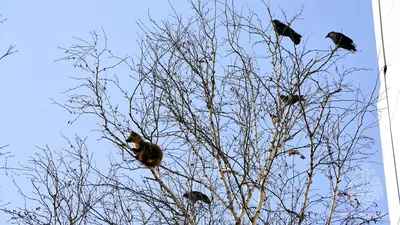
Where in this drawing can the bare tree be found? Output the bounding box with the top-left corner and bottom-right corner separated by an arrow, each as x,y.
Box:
0,145 -> 12,183
0,13 -> 17,210
2,1 -> 387,224
0,14 -> 17,61
0,13 -> 16,154
1,13 -> 17,166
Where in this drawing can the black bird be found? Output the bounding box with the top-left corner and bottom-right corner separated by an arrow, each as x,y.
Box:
183,191 -> 211,204
272,19 -> 302,45
325,31 -> 357,53
280,94 -> 305,105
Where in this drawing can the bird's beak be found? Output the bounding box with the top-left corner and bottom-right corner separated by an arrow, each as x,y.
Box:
325,35 -> 329,38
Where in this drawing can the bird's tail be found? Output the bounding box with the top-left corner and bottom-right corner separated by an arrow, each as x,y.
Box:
290,32 -> 302,45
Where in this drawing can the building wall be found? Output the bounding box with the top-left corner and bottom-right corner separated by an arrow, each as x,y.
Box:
372,0 -> 400,224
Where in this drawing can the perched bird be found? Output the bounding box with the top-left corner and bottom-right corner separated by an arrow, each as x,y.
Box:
272,19 -> 302,45
325,31 -> 357,53
280,94 -> 305,105
183,191 -> 211,204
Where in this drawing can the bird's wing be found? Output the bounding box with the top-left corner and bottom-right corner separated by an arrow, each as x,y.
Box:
339,33 -> 354,43
273,21 -> 286,33
201,194 -> 211,204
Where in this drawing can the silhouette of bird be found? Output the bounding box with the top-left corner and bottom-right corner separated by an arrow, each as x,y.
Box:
183,191 -> 211,204
272,19 -> 302,45
280,94 -> 305,105
325,31 -> 356,53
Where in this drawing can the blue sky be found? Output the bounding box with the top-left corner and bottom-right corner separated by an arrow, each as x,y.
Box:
0,0 -> 388,223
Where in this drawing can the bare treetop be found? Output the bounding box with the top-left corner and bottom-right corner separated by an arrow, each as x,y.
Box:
2,1 -> 387,225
